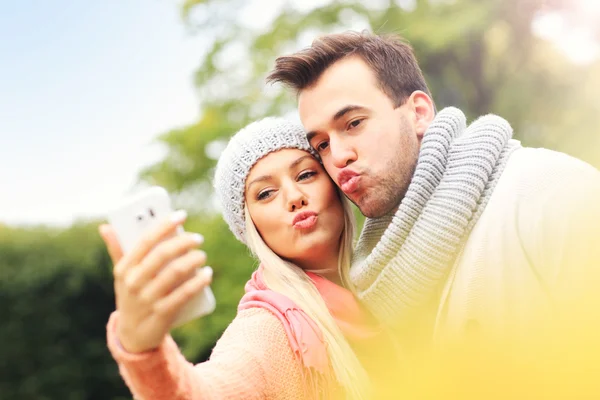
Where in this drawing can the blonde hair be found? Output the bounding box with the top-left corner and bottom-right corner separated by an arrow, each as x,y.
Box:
244,192 -> 370,399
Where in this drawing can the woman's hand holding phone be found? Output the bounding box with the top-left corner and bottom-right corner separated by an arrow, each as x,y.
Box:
99,210 -> 213,354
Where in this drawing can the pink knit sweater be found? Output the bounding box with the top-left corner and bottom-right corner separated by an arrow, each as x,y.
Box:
106,267 -> 403,399
107,308 -> 339,399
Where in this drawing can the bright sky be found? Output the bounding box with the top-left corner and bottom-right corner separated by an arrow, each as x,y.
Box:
0,0 -> 207,226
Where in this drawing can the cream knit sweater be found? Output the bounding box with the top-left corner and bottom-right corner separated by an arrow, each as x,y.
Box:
435,147 -> 600,338
352,145 -> 600,341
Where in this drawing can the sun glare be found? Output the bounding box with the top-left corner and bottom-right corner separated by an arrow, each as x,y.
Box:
532,0 -> 600,65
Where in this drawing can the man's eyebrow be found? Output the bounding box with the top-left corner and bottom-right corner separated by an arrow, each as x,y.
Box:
307,131 -> 318,143
306,105 -> 367,142
333,105 -> 366,121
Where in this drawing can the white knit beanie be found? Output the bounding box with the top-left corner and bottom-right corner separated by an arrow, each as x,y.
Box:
213,117 -> 318,244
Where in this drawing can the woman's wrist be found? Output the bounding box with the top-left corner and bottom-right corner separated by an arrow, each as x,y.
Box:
117,324 -> 159,354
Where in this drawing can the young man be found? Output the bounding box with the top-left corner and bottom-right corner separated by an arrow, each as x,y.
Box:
267,31 -> 600,348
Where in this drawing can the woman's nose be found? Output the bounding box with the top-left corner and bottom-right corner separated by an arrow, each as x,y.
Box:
286,185 -> 308,212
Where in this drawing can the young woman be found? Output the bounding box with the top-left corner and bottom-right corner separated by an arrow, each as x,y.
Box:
100,117 -> 398,399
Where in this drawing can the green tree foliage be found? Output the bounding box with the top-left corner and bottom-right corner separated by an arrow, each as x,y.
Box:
153,0 -> 600,207
0,223 -> 130,399
0,218 -> 254,399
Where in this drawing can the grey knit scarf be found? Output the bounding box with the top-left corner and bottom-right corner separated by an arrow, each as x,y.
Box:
350,107 -> 521,326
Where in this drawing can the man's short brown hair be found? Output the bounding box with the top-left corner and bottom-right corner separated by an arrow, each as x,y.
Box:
267,30 -> 432,107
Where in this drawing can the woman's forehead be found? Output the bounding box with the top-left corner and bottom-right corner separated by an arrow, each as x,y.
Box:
250,148 -> 315,175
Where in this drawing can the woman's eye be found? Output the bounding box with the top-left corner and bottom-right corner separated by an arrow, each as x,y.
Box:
257,190 -> 273,200
298,171 -> 316,181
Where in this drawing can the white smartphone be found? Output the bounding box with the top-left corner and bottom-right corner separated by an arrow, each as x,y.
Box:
107,186 -> 216,328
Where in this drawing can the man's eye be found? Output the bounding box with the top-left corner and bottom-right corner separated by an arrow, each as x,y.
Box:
316,141 -> 329,152
348,119 -> 362,129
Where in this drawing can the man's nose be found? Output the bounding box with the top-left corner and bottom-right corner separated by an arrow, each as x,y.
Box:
330,136 -> 357,169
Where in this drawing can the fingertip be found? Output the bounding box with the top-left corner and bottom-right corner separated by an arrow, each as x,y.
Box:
99,224 -> 109,236
170,210 -> 188,224
191,233 -> 204,245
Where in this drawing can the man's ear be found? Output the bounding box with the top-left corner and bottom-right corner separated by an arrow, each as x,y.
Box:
408,91 -> 435,140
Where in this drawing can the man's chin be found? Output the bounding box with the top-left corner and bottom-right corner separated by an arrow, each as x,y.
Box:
356,196 -> 392,219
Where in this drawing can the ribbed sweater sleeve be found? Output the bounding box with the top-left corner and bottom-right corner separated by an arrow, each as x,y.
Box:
106,308 -> 308,400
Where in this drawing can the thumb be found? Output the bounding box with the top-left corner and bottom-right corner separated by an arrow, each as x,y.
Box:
99,224 -> 124,265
